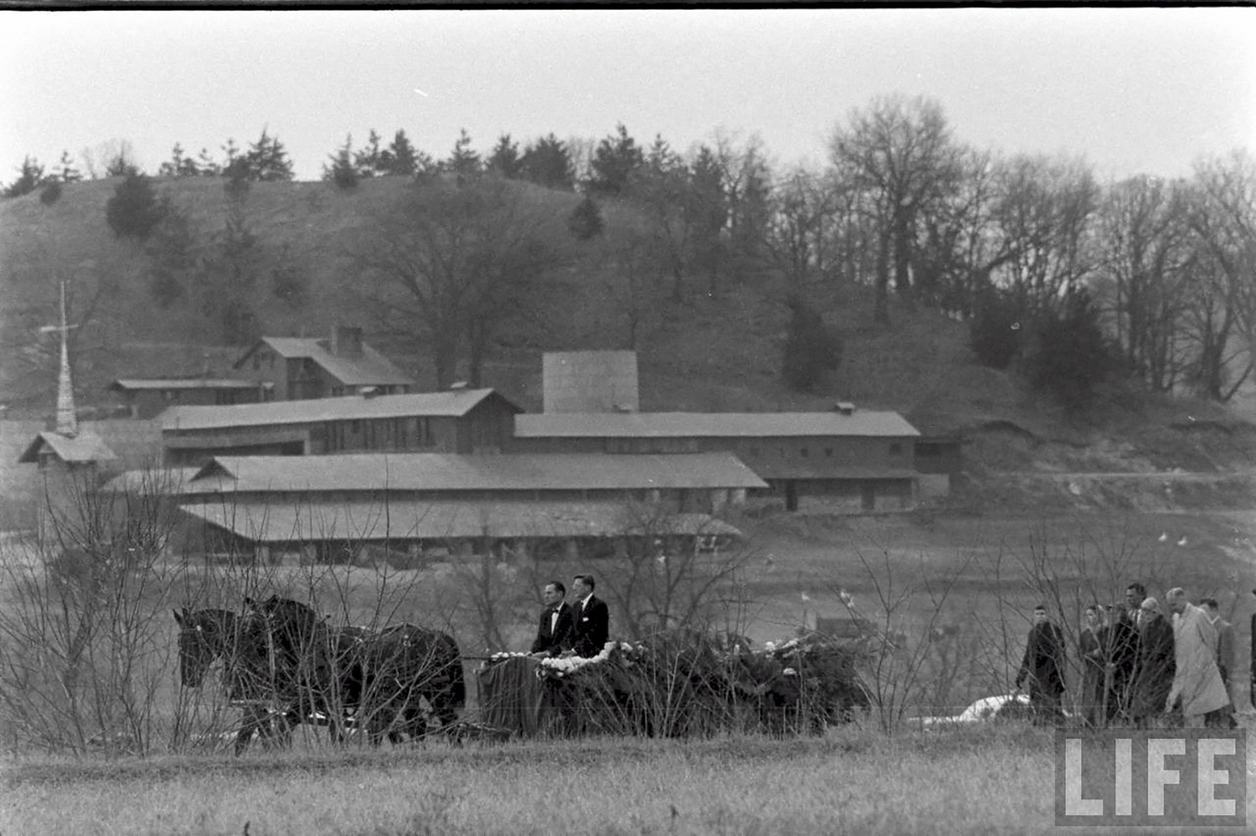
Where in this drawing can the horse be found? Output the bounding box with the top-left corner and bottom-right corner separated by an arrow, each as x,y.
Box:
172,607 -> 300,755
246,594 -> 465,745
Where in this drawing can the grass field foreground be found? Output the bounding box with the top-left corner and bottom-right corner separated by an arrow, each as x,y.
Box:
1,727 -> 1065,835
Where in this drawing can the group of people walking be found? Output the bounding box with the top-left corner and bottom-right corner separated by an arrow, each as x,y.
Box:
1016,583 -> 1235,727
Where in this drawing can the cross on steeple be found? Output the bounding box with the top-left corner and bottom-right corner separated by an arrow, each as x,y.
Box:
40,281 -> 79,437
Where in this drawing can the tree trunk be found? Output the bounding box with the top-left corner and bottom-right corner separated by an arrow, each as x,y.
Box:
432,333 -> 459,390
874,229 -> 891,326
893,217 -> 915,310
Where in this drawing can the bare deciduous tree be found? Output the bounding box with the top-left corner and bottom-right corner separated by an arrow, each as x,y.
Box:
352,176 -> 566,388
829,95 -> 962,324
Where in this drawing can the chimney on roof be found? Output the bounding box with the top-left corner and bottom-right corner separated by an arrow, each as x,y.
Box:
834,401 -> 856,416
449,381 -> 469,391
330,325 -> 364,359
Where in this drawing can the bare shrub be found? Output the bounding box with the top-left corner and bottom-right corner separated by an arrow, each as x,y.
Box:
0,470 -> 181,754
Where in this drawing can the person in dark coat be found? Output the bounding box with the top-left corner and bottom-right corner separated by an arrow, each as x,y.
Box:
1079,605 -> 1106,727
568,574 -> 609,658
530,580 -> 574,657
1103,603 -> 1139,724
1015,605 -> 1067,725
1130,596 -> 1175,728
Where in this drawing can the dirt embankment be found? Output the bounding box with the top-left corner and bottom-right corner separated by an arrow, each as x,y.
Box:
948,417 -> 1256,513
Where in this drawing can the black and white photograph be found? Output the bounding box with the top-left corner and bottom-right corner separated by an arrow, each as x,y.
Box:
1,8 -> 1254,833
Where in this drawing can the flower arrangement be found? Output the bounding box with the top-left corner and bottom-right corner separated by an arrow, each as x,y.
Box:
536,641 -> 620,678
487,651 -> 533,663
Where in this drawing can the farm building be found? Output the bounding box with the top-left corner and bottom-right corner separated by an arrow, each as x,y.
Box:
173,451 -> 763,563
231,326 -> 414,401
159,387 -> 522,466
512,407 -> 921,513
107,378 -> 261,419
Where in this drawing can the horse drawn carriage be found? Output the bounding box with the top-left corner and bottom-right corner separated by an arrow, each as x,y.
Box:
174,595 -> 464,753
477,631 -> 871,739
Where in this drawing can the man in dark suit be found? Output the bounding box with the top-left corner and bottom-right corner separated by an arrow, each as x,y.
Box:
1015,604 -> 1067,725
530,580 -> 574,657
569,574 -> 609,658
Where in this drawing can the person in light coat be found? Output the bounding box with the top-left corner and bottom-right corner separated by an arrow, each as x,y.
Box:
1164,588 -> 1229,726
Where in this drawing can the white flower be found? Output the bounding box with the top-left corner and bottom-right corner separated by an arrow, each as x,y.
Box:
764,641 -> 777,652
783,667 -> 797,676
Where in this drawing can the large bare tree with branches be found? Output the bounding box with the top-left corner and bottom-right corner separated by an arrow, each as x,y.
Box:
352,175 -> 566,388
829,94 -> 962,324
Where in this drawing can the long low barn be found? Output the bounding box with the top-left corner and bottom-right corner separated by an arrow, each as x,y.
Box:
179,499 -> 743,563
512,409 -> 921,512
184,451 -> 766,513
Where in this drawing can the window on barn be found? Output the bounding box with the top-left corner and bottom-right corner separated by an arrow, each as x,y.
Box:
800,447 -> 809,458
252,353 -> 261,370
825,447 -> 834,457
889,442 -> 902,456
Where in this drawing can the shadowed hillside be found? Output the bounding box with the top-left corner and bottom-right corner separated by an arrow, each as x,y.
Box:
4,175 -> 1256,487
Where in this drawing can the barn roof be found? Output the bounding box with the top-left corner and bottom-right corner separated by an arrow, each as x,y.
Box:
233,337 -> 413,387
179,499 -> 742,544
160,389 -> 518,432
109,379 -> 257,391
101,467 -> 201,494
187,452 -> 767,493
514,411 -> 920,439
17,431 -> 117,464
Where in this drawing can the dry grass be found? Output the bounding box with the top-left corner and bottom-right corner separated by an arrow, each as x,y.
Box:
1,726 -> 1067,835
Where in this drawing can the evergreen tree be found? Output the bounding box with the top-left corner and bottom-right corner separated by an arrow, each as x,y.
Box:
645,134 -> 681,177
781,295 -> 843,392
688,144 -> 728,290
968,287 -> 1024,370
221,138 -> 241,176
354,129 -> 383,178
196,147 -> 221,177
586,124 -> 644,196
520,134 -> 574,190
324,134 -> 359,190
104,151 -> 133,178
246,128 -> 294,181
39,180 -> 63,205
55,150 -> 82,183
385,129 -> 418,176
2,156 -> 45,197
567,194 -> 605,240
271,242 -> 306,306
223,156 -> 251,198
158,143 -> 182,178
1023,288 -> 1111,411
158,143 -> 196,178
446,128 -> 481,183
105,169 -> 165,239
487,134 -> 522,178
144,202 -> 195,308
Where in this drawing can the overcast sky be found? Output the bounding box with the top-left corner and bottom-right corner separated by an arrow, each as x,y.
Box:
2,8 -> 1253,184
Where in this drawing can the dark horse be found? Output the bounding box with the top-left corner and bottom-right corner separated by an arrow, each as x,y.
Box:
173,607 -> 301,755
246,595 -> 466,745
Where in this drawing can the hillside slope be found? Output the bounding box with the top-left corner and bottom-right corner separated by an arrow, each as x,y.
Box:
3,176 -> 1255,488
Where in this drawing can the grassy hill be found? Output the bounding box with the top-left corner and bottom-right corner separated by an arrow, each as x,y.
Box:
3,175 -> 1255,484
